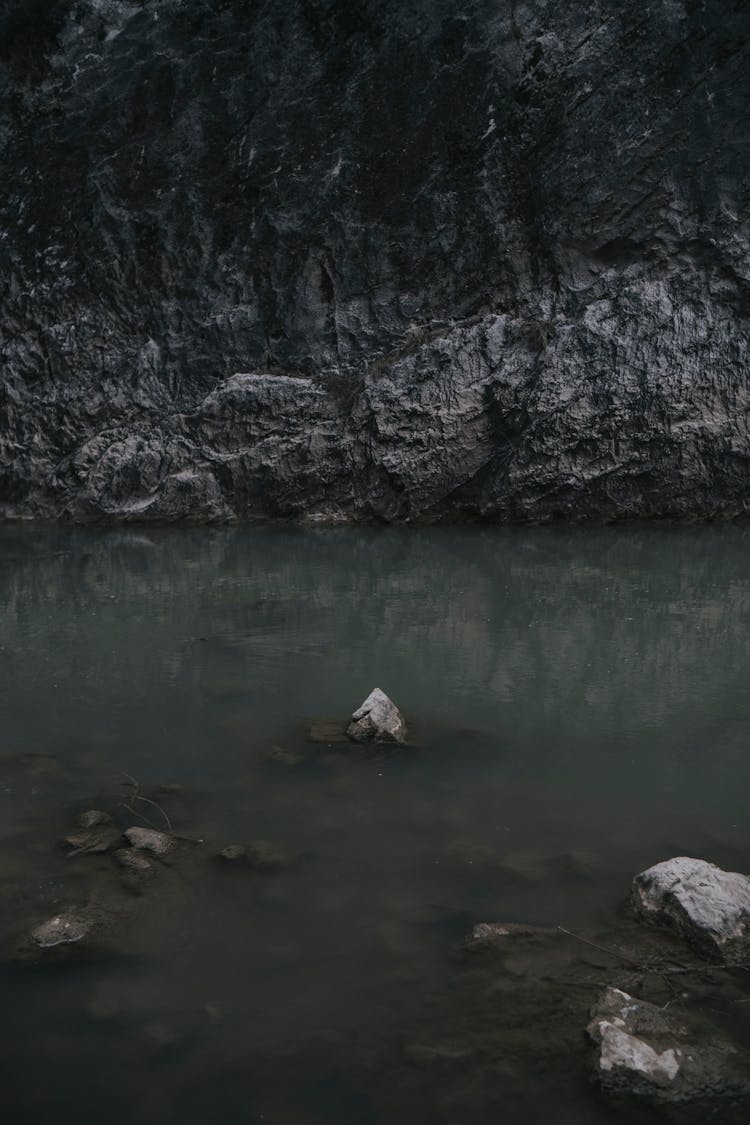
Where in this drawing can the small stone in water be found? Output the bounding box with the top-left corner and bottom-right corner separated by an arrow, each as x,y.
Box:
263,745 -> 304,766
247,840 -> 288,870
64,820 -> 122,855
74,810 -> 113,829
31,912 -> 91,948
115,848 -> 155,873
115,847 -> 157,892
124,827 -> 176,857
461,921 -> 556,954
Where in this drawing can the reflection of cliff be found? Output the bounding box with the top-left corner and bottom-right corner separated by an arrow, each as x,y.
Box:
1,527 -> 748,753
2,2 -> 750,521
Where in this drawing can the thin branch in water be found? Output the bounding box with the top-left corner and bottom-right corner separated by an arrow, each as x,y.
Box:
119,771 -> 140,797
119,800 -> 162,832
117,771 -> 173,832
134,794 -> 173,833
556,926 -> 641,968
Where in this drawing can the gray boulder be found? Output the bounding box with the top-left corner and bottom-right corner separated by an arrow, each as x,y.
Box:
346,689 -> 407,744
588,986 -> 750,1103
632,857 -> 750,964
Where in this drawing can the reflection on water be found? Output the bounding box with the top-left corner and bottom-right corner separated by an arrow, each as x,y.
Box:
0,525 -> 749,1124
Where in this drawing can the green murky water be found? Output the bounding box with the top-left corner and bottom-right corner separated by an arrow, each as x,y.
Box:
1,525 -> 749,1124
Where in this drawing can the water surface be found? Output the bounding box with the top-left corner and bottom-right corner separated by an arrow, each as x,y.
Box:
1,525 -> 749,1124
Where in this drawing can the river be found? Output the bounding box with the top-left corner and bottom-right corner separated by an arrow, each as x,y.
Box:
1,525 -> 748,1124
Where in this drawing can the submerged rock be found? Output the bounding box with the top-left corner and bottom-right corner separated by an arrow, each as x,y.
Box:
461,921 -> 557,955
217,845 -> 248,862
262,745 -> 305,767
346,689 -> 407,744
632,857 -> 750,964
588,986 -> 750,1103
75,810 -> 114,830
123,827 -> 176,858
215,841 -> 288,869
115,847 -> 157,892
29,912 -> 92,950
403,1043 -> 476,1070
307,720 -> 349,744
64,811 -> 122,857
247,841 -> 288,871
498,848 -> 601,884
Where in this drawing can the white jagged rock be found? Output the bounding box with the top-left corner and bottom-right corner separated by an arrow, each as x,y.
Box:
632,856 -> 750,964
588,987 -> 750,1103
346,688 -> 407,744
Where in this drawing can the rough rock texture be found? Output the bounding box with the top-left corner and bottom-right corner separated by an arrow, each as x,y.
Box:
460,921 -> 556,954
63,820 -> 122,856
632,856 -> 750,964
123,826 -> 176,857
1,1 -> 750,522
29,911 -> 92,950
347,687 -> 407,743
587,986 -> 750,1103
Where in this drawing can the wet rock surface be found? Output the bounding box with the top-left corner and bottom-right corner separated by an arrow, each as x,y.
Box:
460,921 -> 557,955
2,1 -> 749,523
29,910 -> 93,950
64,810 -> 123,857
632,857 -> 750,965
114,847 -> 157,892
18,894 -> 127,962
588,986 -> 750,1103
123,827 -> 177,858
347,688 -> 407,744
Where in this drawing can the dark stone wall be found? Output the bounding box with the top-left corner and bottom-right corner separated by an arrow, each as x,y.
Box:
1,0 -> 749,520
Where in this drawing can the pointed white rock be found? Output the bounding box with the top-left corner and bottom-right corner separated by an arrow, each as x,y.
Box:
346,688 -> 407,744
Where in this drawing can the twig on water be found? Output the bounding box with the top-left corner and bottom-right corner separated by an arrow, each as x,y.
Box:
557,926 -> 750,991
119,799 -> 163,832
118,771 -> 173,833
556,926 -> 641,969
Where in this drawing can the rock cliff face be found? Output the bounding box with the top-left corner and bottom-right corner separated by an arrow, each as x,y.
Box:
1,0 -> 749,521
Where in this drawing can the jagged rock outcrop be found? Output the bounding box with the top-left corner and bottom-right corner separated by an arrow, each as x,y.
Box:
1,1 -> 749,521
